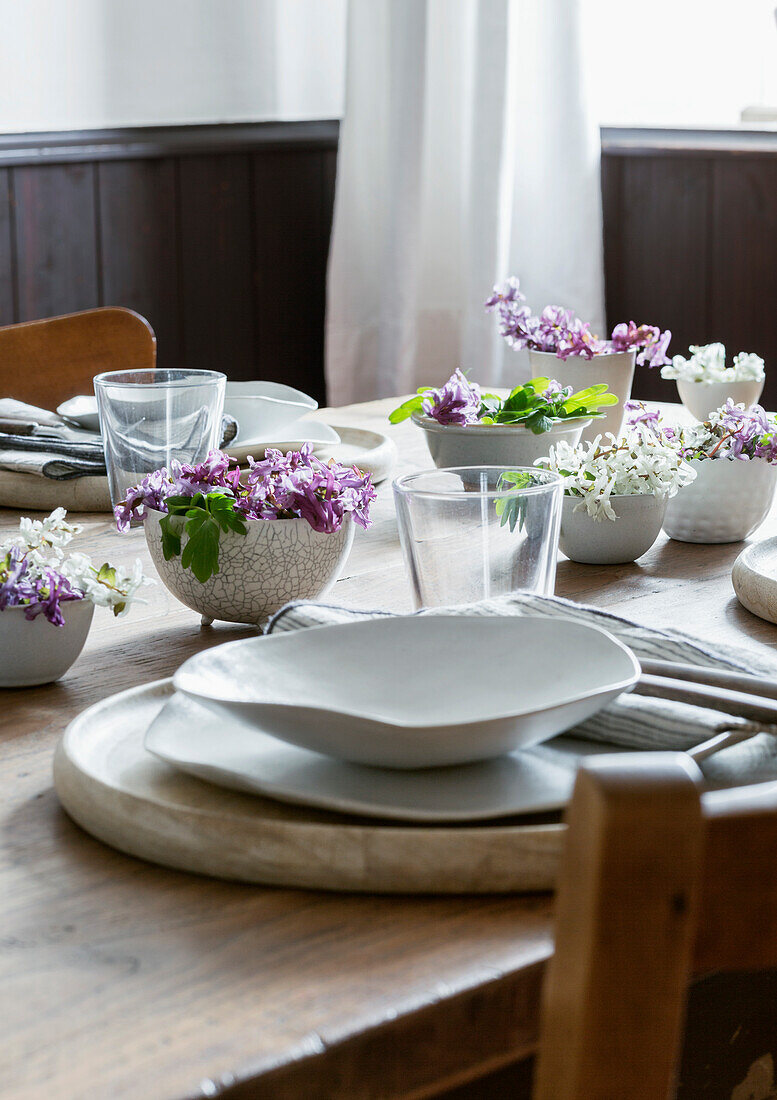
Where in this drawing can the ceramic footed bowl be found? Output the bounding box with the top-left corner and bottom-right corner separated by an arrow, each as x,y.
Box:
528,349 -> 635,443
560,493 -> 668,565
412,413 -> 591,469
0,598 -> 95,687
663,458 -> 777,544
675,378 -> 764,422
144,509 -> 355,625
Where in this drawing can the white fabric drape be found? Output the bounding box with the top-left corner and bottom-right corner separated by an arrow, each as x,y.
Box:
326,0 -> 604,406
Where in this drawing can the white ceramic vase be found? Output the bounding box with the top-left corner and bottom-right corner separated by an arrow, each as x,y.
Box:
560,493 -> 668,565
663,458 -> 777,544
412,413 -> 591,469
144,509 -> 355,625
675,378 -> 764,422
528,349 -> 636,443
0,598 -> 95,687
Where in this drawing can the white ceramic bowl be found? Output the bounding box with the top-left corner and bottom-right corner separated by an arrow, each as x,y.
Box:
412,413 -> 591,469
173,615 -> 640,769
0,599 -> 94,687
675,378 -> 764,422
57,395 -> 101,431
224,382 -> 317,441
663,458 -> 777,544
529,349 -> 635,442
560,493 -> 668,565
144,509 -> 354,625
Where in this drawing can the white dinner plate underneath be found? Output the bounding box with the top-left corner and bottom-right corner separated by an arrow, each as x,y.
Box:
145,690 -> 618,823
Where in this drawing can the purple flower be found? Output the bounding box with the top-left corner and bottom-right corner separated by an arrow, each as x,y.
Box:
0,549 -> 82,625
422,369 -> 482,425
625,399 -> 661,435
114,467 -> 175,531
610,321 -> 672,367
539,380 -> 572,402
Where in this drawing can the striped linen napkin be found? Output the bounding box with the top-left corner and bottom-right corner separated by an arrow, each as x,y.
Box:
266,592 -> 777,788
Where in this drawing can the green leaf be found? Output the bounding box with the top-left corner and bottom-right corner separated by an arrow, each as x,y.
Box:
96,563 -> 117,585
181,514 -> 221,583
159,514 -> 182,560
388,393 -> 428,424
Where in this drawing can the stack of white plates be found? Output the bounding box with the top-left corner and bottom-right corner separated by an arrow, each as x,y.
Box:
144,615 -> 640,823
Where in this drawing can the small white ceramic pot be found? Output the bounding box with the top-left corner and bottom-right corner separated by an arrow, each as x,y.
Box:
412,413 -> 591,469
675,378 -> 764,423
663,458 -> 777,544
145,509 -> 355,625
528,349 -> 635,443
0,598 -> 95,687
560,493 -> 668,565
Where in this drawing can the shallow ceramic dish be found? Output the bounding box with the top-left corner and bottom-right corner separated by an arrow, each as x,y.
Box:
224,381 -> 317,440
675,378 -> 764,422
225,417 -> 340,463
145,690 -> 604,822
412,413 -> 591,470
56,395 -> 101,431
173,616 -> 640,768
732,536 -> 777,625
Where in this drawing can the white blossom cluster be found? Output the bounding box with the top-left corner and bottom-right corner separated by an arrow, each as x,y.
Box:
661,342 -> 765,383
538,435 -> 697,522
1,507 -> 151,615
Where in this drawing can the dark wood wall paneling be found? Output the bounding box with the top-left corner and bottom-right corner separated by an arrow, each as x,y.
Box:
602,127 -> 777,409
0,122 -> 339,403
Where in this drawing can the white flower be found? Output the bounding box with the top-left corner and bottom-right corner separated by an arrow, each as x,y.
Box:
661,343 -> 765,383
538,433 -> 697,522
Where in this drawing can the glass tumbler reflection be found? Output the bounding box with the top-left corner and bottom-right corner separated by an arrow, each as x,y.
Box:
94,369 -> 226,509
393,466 -> 563,609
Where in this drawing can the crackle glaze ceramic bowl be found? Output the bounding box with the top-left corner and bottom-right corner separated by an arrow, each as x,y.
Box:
675,378 -> 764,423
144,509 -> 354,625
0,599 -> 95,687
528,349 -> 634,442
560,493 -> 668,565
412,413 -> 591,469
663,458 -> 777,544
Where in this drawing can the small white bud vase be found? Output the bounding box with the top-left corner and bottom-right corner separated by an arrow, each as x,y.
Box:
663,458 -> 777,544
144,509 -> 355,625
528,349 -> 635,443
0,598 -> 95,687
411,413 -> 591,469
675,378 -> 765,423
560,494 -> 668,565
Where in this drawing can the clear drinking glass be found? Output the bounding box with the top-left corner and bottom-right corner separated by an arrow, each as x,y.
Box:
393,466 -> 563,609
95,369 -> 226,509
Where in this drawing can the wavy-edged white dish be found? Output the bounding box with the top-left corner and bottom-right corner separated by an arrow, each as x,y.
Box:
173,615 -> 640,769
224,381 -> 317,440
225,417 -> 341,463
145,689 -> 605,822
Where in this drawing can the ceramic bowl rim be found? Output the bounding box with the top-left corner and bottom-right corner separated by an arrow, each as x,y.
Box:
411,412 -> 593,435
173,614 -> 641,731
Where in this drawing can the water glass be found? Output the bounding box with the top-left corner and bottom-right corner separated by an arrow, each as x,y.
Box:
95,369 -> 226,508
393,466 -> 563,609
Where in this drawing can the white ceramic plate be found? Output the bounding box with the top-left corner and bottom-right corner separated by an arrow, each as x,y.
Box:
56,395 -> 100,431
225,417 -> 341,463
145,689 -> 607,822
224,381 -> 317,440
732,536 -> 777,625
173,616 -> 640,768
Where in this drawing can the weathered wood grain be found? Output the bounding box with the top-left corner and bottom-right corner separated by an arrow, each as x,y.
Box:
1,397 -> 776,1099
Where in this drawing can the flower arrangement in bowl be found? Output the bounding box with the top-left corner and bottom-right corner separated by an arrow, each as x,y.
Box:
657,400 -> 777,544
389,370 -> 618,469
0,508 -> 149,686
659,342 -> 765,422
536,421 -> 695,565
116,446 -> 375,625
485,276 -> 671,441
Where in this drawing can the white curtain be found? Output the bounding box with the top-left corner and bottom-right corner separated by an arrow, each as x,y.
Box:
326,0 -> 604,406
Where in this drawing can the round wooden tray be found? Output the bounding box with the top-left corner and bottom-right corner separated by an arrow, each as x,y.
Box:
732,536 -> 777,625
53,679 -> 564,894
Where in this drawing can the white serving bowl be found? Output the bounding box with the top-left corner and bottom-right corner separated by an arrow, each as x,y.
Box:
663,458 -> 777,544
173,615 -> 640,769
560,493 -> 668,565
529,349 -> 635,442
144,509 -> 354,625
412,413 -> 591,469
675,378 -> 764,422
224,382 -> 317,441
0,599 -> 94,687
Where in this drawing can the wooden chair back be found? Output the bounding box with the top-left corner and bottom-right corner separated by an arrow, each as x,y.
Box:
0,307 -> 156,410
533,752 -> 777,1100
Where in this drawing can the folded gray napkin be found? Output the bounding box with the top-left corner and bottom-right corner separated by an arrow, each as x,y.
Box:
266,592 -> 777,789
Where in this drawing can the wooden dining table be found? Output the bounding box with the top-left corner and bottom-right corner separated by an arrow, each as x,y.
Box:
2,397 -> 776,1100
